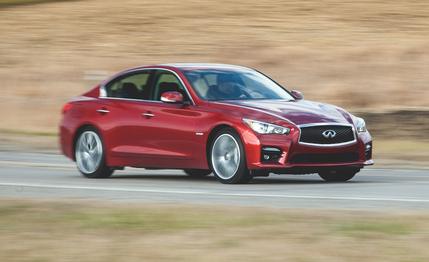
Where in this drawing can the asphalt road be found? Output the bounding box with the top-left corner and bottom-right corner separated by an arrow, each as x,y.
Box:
0,151 -> 428,210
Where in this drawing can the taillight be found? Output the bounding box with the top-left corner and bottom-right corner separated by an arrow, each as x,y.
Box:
62,103 -> 73,114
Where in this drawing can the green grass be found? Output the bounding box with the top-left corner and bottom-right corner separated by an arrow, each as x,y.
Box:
0,201 -> 421,236
0,202 -> 288,233
335,220 -> 414,238
1,201 -> 428,262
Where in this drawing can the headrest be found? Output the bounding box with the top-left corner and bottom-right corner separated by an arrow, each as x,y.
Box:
122,82 -> 138,91
159,82 -> 180,91
121,82 -> 139,99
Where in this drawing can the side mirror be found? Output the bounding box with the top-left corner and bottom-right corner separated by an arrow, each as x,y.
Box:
160,91 -> 184,104
291,90 -> 304,100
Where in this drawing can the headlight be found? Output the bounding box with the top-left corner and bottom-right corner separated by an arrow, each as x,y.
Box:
355,117 -> 367,133
243,118 -> 290,135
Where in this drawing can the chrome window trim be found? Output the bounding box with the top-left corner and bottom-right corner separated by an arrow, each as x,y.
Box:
99,68 -> 195,105
298,122 -> 357,147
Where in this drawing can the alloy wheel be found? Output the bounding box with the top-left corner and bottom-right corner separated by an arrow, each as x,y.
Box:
211,134 -> 241,180
76,131 -> 103,174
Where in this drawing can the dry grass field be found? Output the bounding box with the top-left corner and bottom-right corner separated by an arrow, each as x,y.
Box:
1,200 -> 429,262
0,0 -> 429,133
1,3 -> 428,260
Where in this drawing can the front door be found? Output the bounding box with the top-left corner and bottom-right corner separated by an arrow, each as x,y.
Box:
138,70 -> 204,168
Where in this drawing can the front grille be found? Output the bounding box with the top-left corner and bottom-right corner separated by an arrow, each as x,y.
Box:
289,152 -> 359,164
299,125 -> 355,145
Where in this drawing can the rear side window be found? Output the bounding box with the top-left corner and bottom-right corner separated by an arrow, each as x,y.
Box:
105,71 -> 152,100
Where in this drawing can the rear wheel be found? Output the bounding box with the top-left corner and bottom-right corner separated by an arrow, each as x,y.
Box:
184,169 -> 212,177
75,127 -> 113,178
209,128 -> 252,184
318,167 -> 359,182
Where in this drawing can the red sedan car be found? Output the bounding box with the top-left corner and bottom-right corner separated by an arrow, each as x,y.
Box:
60,63 -> 373,184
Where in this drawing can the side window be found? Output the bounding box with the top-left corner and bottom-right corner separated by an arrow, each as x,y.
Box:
152,71 -> 189,101
105,71 -> 152,100
205,74 -> 217,86
183,72 -> 217,99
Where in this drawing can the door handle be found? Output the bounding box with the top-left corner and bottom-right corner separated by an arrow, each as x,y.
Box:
142,112 -> 155,118
96,108 -> 110,114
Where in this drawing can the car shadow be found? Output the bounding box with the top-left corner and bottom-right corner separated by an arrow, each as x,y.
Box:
250,177 -> 372,184
111,174 -> 217,182
109,173 -> 373,184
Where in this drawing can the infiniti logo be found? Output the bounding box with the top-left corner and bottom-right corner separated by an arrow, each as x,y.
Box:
322,130 -> 337,138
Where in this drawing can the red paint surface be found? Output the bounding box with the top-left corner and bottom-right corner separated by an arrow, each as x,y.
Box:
60,64 -> 373,172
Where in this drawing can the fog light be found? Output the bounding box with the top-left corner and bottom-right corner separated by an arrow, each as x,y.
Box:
365,142 -> 372,160
261,147 -> 282,163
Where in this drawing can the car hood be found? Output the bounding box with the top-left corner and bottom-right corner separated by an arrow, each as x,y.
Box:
221,99 -> 353,126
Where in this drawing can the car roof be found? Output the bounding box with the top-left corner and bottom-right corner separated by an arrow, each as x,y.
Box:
162,63 -> 251,70
126,63 -> 254,72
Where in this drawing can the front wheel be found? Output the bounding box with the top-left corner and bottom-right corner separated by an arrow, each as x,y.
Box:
75,127 -> 114,178
209,128 -> 252,184
318,168 -> 360,182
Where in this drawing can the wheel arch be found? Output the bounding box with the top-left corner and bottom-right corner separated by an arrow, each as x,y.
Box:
205,124 -> 238,166
205,123 -> 253,184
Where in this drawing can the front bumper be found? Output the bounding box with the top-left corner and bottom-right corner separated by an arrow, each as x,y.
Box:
241,128 -> 373,172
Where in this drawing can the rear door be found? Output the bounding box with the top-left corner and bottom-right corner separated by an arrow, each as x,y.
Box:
96,69 -> 157,167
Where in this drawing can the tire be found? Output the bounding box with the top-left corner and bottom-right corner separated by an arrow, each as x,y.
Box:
75,127 -> 114,178
209,128 -> 252,184
318,167 -> 359,182
184,169 -> 212,177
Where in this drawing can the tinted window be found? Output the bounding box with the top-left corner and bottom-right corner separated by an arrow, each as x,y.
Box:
152,71 -> 189,101
105,71 -> 152,100
183,69 -> 295,101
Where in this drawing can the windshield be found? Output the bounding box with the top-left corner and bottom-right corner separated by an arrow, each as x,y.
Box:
182,69 -> 295,101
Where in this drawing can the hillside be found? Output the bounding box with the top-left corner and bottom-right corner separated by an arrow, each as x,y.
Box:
1,0 -> 428,132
